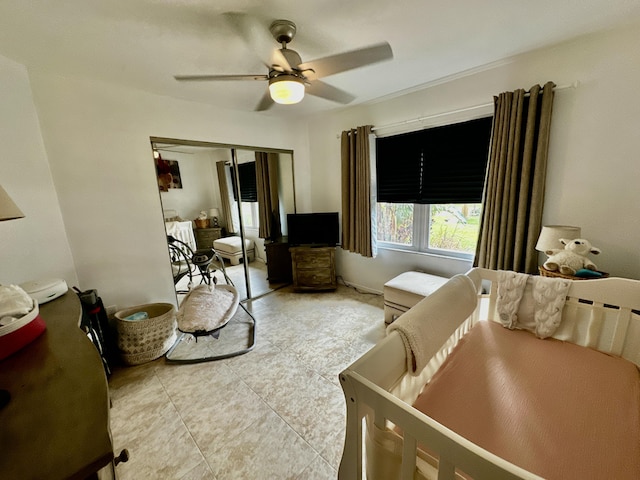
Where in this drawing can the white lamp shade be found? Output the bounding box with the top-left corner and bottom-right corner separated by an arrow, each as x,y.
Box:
0,185 -> 24,221
209,208 -> 220,218
535,225 -> 581,253
269,75 -> 305,105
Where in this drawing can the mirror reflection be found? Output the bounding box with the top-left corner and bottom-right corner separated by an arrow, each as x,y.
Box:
150,138 -> 296,304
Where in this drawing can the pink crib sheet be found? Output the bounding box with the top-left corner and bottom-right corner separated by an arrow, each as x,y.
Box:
412,320 -> 640,480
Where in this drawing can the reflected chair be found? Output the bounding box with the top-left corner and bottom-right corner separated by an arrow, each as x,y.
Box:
167,235 -> 195,293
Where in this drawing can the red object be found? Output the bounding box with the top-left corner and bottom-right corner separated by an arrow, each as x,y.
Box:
0,304 -> 46,361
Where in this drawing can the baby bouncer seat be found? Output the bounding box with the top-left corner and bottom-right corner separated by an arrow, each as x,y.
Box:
165,235 -> 256,363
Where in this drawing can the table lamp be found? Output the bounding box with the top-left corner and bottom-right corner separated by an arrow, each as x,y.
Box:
209,208 -> 220,227
536,225 -> 581,254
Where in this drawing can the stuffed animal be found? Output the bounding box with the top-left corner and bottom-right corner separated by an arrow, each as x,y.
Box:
543,238 -> 601,276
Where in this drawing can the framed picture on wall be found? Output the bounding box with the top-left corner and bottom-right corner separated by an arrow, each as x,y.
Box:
155,156 -> 183,191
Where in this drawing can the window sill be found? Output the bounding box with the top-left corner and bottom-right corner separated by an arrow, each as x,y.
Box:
376,243 -> 474,263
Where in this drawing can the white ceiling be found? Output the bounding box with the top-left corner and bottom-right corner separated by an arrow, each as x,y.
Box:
1,1 -> 640,116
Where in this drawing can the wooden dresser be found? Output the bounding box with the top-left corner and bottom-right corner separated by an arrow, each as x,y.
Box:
289,246 -> 337,291
194,227 -> 223,249
0,291 -> 116,479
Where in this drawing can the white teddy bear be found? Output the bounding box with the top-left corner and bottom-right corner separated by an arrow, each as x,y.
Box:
543,238 -> 601,276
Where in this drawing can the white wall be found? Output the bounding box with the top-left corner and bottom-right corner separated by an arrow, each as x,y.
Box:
306,21 -> 640,292
158,149 -> 221,222
23,71 -> 309,310
0,55 -> 78,288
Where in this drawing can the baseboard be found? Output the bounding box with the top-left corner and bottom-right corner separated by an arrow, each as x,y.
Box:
337,277 -> 383,295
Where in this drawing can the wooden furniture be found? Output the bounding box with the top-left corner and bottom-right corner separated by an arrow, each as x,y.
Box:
289,246 -> 337,291
194,226 -> 223,249
264,238 -> 293,284
0,291 -> 117,479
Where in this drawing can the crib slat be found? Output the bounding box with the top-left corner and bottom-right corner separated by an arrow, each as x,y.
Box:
400,434 -> 417,480
611,307 -> 631,356
584,302 -> 604,348
437,458 -> 455,480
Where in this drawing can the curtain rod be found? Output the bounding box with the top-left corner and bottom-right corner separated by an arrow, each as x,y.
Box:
337,81 -> 579,137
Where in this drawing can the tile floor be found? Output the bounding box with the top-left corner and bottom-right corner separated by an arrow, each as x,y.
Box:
108,284 -> 385,479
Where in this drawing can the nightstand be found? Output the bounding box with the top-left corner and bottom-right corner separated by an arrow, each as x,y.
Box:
289,246 -> 337,291
194,227 -> 223,249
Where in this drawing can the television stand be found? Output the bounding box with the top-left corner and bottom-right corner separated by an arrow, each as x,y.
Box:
289,246 -> 337,291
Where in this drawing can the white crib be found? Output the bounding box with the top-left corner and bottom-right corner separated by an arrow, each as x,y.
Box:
165,220 -> 196,252
338,267 -> 640,480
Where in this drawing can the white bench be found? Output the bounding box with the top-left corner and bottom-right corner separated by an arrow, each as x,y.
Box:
213,236 -> 255,266
383,271 -> 449,324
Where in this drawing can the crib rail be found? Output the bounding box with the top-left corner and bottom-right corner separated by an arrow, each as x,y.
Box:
470,268 -> 640,367
339,267 -> 640,480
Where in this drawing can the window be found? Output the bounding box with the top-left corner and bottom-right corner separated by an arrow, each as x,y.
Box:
377,202 -> 482,257
240,201 -> 259,229
375,117 -> 492,258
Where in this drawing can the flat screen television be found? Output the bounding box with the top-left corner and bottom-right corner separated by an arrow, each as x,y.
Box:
287,212 -> 339,247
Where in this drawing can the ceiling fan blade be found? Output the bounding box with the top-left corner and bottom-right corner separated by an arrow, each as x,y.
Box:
174,74 -> 268,81
223,12 -> 291,71
255,91 -> 274,111
305,80 -> 355,104
299,42 -> 393,79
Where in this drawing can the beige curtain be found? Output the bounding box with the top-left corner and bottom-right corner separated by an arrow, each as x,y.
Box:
216,161 -> 237,234
474,81 -> 555,273
255,152 -> 281,240
341,125 -> 374,257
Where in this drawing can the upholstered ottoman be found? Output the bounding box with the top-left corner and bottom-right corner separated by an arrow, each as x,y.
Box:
213,236 -> 255,265
383,271 -> 448,324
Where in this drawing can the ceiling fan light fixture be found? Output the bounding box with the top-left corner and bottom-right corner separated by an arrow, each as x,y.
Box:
269,75 -> 305,105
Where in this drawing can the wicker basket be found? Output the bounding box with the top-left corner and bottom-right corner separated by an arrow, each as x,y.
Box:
194,218 -> 209,229
538,266 -> 609,280
115,303 -> 177,365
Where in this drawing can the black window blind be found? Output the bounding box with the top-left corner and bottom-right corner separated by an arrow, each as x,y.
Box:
231,162 -> 258,202
376,116 -> 493,204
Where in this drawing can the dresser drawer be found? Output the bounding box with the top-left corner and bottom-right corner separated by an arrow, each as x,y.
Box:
293,250 -> 332,269
194,227 -> 222,249
295,269 -> 335,287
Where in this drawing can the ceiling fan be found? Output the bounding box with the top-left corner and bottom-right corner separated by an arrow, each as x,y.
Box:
174,13 -> 393,111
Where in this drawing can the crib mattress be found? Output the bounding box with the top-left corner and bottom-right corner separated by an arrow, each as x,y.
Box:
411,320 -> 640,480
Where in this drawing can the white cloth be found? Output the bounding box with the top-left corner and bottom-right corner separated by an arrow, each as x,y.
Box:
0,285 -> 34,320
387,274 -> 477,375
497,270 -> 571,338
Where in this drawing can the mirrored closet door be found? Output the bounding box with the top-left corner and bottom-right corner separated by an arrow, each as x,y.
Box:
150,137 -> 296,303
